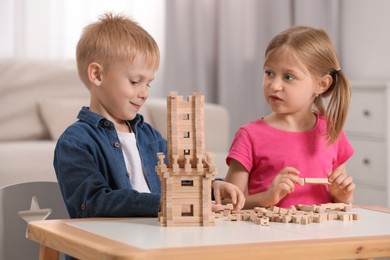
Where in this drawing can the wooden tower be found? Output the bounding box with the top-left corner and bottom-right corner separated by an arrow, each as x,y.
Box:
156,91 -> 216,226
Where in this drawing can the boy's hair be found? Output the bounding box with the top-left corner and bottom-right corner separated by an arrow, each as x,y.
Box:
76,12 -> 160,87
264,26 -> 350,144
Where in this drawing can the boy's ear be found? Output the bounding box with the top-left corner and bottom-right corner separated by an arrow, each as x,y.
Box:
315,74 -> 332,95
87,62 -> 103,86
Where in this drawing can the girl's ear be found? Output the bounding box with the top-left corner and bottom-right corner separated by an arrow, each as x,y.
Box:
315,74 -> 333,95
87,62 -> 103,86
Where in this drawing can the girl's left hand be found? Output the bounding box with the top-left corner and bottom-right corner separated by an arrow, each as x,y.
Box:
328,164 -> 355,203
212,180 -> 245,212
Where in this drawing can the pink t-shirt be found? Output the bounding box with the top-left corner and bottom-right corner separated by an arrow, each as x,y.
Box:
227,113 -> 354,208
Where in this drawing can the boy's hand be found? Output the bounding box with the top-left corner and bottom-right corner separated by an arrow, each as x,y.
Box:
265,167 -> 301,205
212,180 -> 245,212
328,164 -> 355,203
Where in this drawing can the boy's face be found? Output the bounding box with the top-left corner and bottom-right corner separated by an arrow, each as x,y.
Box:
90,56 -> 156,125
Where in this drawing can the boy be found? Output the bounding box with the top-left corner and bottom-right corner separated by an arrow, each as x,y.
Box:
54,13 -> 244,219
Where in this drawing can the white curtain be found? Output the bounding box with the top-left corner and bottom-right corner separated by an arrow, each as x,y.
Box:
163,0 -> 341,141
0,0 -> 165,59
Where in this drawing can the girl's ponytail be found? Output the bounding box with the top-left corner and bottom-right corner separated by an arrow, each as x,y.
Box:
323,69 -> 351,144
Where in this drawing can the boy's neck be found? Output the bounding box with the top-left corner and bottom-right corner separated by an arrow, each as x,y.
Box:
116,121 -> 133,133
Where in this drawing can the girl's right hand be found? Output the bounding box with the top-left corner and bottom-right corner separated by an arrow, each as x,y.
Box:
265,167 -> 301,205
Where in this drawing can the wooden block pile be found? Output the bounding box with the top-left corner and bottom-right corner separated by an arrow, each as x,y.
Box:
214,203 -> 359,226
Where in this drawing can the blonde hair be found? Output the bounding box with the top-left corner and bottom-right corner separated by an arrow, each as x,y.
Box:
76,12 -> 160,87
264,26 -> 350,144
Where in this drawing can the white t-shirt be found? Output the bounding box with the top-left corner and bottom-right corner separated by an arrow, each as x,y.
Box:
117,132 -> 151,193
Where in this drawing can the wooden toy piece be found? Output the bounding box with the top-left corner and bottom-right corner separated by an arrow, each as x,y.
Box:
344,203 -> 352,212
228,213 -> 242,221
296,204 -> 318,212
157,152 -> 165,164
337,212 -> 354,221
196,154 -> 203,172
205,152 -> 216,173
269,205 -> 280,213
312,213 -> 327,223
157,92 -> 216,227
184,155 -> 192,173
316,202 -> 352,213
287,205 -> 297,215
303,177 -> 331,184
300,215 -> 311,225
297,178 -> 305,186
271,215 -> 283,222
291,215 -> 300,224
225,203 -> 234,210
223,202 -> 359,226
172,155 -> 179,173
279,207 -> 289,215
327,212 -> 338,221
281,215 -> 292,223
254,216 -> 269,226
156,153 -> 167,172
241,212 -> 252,221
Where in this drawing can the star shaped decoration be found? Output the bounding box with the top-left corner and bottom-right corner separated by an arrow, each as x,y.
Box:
18,196 -> 52,223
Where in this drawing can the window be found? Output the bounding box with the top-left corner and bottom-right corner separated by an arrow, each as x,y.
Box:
181,204 -> 194,217
181,180 -> 193,186
183,113 -> 190,120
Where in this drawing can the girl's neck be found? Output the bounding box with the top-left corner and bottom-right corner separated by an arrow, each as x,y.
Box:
264,112 -> 317,132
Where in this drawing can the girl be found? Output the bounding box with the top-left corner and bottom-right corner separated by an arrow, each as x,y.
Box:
225,26 -> 355,209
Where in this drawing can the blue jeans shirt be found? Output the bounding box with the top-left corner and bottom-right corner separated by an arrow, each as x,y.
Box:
54,107 -> 167,218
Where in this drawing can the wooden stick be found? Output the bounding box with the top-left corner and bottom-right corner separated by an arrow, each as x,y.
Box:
303,178 -> 330,184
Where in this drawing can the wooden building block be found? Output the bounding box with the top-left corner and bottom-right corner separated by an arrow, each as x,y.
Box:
281,215 -> 292,223
303,178 -> 330,184
228,213 -> 242,221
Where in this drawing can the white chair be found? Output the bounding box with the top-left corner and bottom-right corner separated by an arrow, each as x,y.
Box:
0,181 -> 69,260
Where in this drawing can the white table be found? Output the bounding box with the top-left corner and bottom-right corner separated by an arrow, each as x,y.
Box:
27,206 -> 390,260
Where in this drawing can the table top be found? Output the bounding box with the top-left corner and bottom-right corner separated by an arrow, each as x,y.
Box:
27,206 -> 390,260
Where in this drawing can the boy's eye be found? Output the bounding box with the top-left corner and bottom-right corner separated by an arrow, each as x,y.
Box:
264,70 -> 273,77
130,80 -> 139,85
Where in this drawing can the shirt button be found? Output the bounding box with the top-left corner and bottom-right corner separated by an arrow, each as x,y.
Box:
80,203 -> 86,211
103,120 -> 110,127
114,142 -> 121,148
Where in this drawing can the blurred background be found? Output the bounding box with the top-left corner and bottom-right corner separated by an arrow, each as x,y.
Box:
1,0 -> 390,206
2,0 -> 390,139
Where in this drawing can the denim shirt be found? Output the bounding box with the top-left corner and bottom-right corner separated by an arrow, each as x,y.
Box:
54,107 -> 167,218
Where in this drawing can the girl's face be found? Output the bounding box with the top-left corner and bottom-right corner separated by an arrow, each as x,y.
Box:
262,46 -> 320,117
90,56 -> 156,126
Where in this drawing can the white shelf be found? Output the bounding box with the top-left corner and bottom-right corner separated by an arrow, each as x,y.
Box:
346,82 -> 390,207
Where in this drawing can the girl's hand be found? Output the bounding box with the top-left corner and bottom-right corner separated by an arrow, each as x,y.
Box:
212,180 -> 245,212
265,166 -> 301,206
328,164 -> 355,203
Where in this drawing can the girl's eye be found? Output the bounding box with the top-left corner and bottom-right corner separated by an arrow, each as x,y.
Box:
284,74 -> 294,81
130,81 -> 139,85
147,84 -> 151,88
